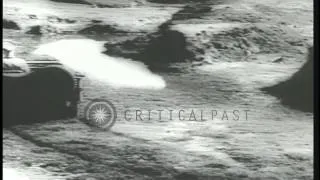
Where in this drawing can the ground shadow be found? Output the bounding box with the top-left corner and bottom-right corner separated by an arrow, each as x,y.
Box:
3,67 -> 77,127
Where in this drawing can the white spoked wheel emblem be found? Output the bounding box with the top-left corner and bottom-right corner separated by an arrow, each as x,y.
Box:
85,100 -> 117,130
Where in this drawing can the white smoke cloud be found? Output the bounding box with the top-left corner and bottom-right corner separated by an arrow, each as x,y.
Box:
33,39 -> 166,89
3,168 -> 30,180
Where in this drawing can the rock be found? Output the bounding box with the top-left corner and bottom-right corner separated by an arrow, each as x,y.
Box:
272,56 -> 284,63
25,25 -> 60,35
104,28 -> 194,72
147,0 -> 209,4
91,20 -> 103,23
48,16 -> 77,24
262,47 -> 313,112
50,0 -> 91,5
141,30 -> 192,64
64,19 -> 77,24
26,25 -> 42,35
78,24 -> 126,35
95,3 -> 123,8
3,19 -> 20,30
48,16 -> 63,23
171,5 -> 212,20
28,15 -> 38,19
102,6 -> 198,72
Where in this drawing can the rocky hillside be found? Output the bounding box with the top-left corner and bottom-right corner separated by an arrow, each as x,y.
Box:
4,0 -> 312,67
3,0 -> 179,34
262,46 -> 313,112
104,0 -> 312,71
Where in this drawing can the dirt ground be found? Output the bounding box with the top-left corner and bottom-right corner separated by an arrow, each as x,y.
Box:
3,0 -> 313,179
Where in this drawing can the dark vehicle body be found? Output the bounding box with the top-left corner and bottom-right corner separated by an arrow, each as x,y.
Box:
3,55 -> 84,126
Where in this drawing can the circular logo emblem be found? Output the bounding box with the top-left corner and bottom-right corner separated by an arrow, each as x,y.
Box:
84,99 -> 117,130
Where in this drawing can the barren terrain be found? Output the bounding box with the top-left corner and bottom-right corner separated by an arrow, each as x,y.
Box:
3,0 -> 313,179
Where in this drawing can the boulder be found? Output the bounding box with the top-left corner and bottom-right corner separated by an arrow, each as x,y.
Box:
3,19 -> 20,30
26,25 -> 60,35
78,24 -> 126,35
50,0 -> 91,5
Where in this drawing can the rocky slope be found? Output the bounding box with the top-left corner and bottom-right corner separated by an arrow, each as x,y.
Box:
104,0 -> 311,71
262,46 -> 313,112
3,0 -> 312,69
3,0 -> 179,34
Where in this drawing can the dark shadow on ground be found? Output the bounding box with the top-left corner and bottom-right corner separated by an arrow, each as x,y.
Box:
3,67 -> 77,127
262,47 -> 313,112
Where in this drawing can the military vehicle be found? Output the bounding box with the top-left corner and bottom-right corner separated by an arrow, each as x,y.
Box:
3,41 -> 84,125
